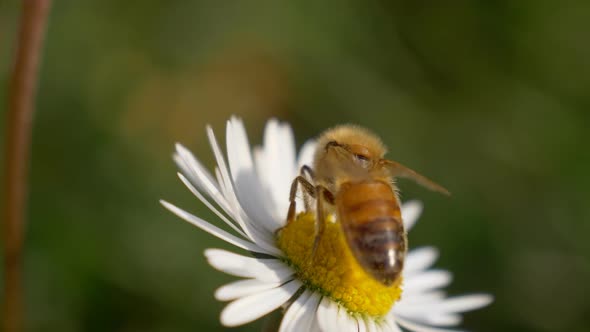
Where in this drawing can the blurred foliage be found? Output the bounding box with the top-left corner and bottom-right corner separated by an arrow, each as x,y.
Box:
1,1 -> 590,331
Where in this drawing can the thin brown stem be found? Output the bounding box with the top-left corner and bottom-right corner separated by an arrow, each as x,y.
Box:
3,1 -> 52,331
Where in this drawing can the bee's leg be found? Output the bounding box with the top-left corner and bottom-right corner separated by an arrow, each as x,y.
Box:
311,186 -> 335,257
301,165 -> 314,179
286,175 -> 316,224
300,165 -> 315,211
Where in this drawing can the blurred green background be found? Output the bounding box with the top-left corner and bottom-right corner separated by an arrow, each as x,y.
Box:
2,1 -> 590,331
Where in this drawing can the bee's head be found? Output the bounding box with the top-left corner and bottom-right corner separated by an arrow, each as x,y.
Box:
313,125 -> 387,180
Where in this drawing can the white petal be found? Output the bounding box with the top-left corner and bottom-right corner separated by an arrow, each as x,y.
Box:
205,249 -> 294,283
214,279 -> 282,301
287,292 -> 323,332
253,146 -> 273,198
278,122 -> 296,181
266,120 -> 296,215
404,247 -> 439,274
394,303 -> 463,327
257,136 -> 316,223
401,201 -> 423,231
220,279 -> 301,327
257,120 -> 280,194
317,297 -> 340,332
160,201 -> 265,254
384,319 -> 402,332
279,290 -> 312,332
357,317 -> 368,332
297,140 -> 316,170
340,310 -> 358,332
308,298 -> 324,332
340,307 -> 362,332
403,270 -> 452,294
207,123 -> 282,256
423,314 -> 462,327
394,316 -> 464,332
420,294 -> 493,314
397,291 -> 446,305
381,315 -> 404,332
206,126 -> 243,222
214,167 -> 227,198
174,148 -> 251,237
174,144 -> 282,255
364,317 -> 378,332
177,173 -> 247,238
254,119 -> 300,223
226,117 -> 280,232
174,144 -> 221,199
170,134 -> 284,253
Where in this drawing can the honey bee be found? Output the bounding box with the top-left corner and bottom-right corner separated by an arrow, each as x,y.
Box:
286,125 -> 449,286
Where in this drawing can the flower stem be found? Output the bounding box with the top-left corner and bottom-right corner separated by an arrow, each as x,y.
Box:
3,1 -> 52,331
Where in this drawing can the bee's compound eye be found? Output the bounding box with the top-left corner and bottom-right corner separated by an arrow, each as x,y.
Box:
355,154 -> 369,161
354,154 -> 371,168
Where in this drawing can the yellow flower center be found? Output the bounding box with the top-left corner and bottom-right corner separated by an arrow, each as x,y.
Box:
276,212 -> 402,318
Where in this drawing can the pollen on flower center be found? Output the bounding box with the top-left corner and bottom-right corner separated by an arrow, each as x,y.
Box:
277,212 -> 403,318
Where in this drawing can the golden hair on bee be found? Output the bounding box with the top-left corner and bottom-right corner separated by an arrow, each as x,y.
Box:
315,125 -> 387,160
313,125 -> 385,188
312,124 -> 449,196
285,124 -> 449,286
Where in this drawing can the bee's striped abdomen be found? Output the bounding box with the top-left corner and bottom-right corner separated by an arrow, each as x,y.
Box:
337,180 -> 407,286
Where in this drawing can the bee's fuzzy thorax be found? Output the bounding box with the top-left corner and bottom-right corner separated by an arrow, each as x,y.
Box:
312,125 -> 388,190
315,125 -> 387,158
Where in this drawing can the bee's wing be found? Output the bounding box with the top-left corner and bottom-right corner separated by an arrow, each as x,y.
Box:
381,159 -> 451,196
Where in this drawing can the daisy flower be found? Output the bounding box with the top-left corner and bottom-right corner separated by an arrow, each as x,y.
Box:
161,117 -> 492,331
